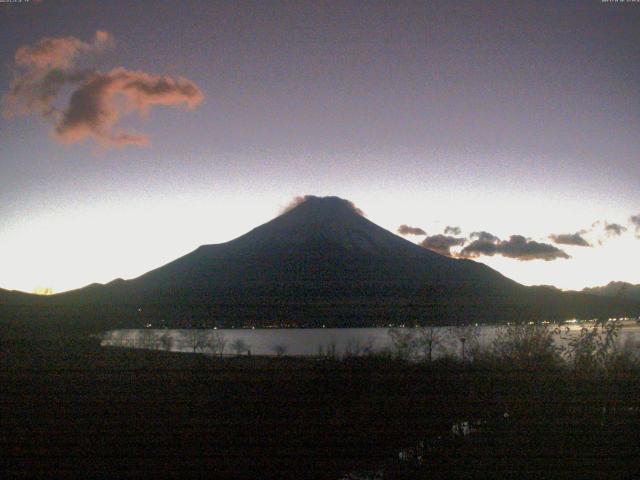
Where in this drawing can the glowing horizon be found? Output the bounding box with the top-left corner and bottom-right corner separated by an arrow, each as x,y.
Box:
2,191 -> 638,295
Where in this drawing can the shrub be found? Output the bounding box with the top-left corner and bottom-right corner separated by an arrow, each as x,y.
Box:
559,319 -> 622,372
490,323 -> 561,369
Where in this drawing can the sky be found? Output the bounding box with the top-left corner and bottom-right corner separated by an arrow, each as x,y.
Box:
1,0 -> 639,294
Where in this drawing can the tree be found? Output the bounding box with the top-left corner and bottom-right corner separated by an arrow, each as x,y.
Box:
418,326 -> 448,362
183,329 -> 227,354
184,329 -> 216,353
231,338 -> 250,355
272,344 -> 288,356
137,329 -> 159,350
102,329 -> 126,347
158,332 -> 174,351
388,327 -> 418,360
344,336 -> 376,357
210,330 -> 227,356
389,326 -> 449,362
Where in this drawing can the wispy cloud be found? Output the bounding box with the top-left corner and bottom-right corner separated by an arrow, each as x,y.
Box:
14,30 -> 112,71
3,31 -> 203,148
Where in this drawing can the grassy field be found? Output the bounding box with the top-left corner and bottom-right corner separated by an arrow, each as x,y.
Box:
2,335 -> 639,479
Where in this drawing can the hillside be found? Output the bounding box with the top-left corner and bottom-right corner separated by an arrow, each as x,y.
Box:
582,281 -> 640,303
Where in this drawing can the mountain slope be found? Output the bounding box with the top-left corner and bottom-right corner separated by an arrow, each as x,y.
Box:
0,288 -> 41,305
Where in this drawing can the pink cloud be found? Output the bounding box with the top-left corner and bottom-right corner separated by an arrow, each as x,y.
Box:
55,68 -> 203,147
3,31 -> 203,148
13,30 -> 112,71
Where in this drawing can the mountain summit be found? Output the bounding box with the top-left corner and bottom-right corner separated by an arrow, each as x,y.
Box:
4,196 -> 639,328
205,195 -> 448,258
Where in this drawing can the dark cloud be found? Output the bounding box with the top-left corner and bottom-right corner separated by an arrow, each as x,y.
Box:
397,224 -> 426,236
460,234 -> 570,261
470,231 -> 500,242
3,31 -> 203,148
549,232 -> 591,247
419,234 -> 466,257
604,222 -> 627,237
444,226 -> 461,235
459,239 -> 497,258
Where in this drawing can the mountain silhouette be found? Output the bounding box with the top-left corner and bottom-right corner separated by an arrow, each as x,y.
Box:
2,196 -> 638,328
582,281 -> 640,302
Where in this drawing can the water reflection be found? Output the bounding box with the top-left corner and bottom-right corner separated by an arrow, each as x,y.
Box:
101,324 -> 640,360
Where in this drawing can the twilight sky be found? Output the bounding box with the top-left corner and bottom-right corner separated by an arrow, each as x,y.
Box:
1,0 -> 639,294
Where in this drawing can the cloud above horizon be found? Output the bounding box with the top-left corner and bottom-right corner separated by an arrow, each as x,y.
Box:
444,226 -> 461,236
460,234 -> 570,261
630,214 -> 640,237
17,30 -> 113,70
397,224 -> 426,236
549,232 -> 591,247
3,31 -> 203,147
470,231 -> 500,243
54,68 -> 203,146
604,222 -> 627,237
419,234 -> 466,257
3,31 -> 113,118
396,211 -> 640,262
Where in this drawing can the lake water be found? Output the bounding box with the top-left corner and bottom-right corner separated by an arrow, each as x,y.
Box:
101,323 -> 640,359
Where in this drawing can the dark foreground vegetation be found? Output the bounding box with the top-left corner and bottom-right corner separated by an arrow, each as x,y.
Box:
2,332 -> 640,479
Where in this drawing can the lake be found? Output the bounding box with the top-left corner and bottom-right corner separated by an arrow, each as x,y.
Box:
101,323 -> 640,359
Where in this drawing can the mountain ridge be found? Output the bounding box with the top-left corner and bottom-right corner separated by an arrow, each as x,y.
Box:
582,281 -> 640,302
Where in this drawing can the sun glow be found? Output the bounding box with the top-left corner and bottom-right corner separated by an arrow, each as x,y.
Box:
33,287 -> 54,295
0,192 -> 282,293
